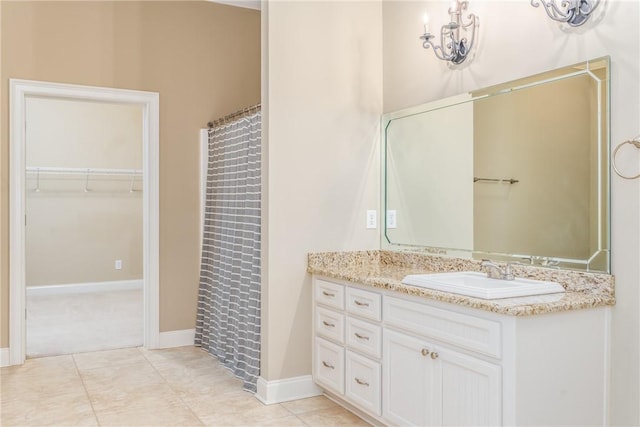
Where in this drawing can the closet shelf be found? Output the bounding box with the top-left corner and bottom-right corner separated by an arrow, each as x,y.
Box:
26,166 -> 142,176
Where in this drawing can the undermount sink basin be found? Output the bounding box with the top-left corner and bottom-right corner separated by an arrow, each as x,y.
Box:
402,271 -> 565,300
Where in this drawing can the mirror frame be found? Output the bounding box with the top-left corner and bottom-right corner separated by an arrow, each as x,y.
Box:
381,56 -> 611,273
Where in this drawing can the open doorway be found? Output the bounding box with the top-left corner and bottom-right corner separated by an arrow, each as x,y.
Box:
25,97 -> 144,357
9,80 -> 160,365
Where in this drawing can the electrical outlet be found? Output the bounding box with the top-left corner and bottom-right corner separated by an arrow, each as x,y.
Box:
115,260 -> 123,270
366,210 -> 377,229
387,210 -> 397,229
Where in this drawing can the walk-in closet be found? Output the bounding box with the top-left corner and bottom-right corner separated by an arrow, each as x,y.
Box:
25,97 -> 144,357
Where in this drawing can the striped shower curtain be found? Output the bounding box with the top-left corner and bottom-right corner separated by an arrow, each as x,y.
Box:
195,107 -> 261,392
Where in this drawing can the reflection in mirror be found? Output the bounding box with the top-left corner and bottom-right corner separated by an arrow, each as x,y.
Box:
383,57 -> 610,272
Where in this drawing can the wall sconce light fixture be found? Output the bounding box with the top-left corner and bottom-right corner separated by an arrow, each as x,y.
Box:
420,1 -> 478,66
530,0 -> 599,27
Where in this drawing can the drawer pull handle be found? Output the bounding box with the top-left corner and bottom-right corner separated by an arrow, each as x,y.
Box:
354,377 -> 370,387
354,333 -> 370,341
322,291 -> 336,297
322,321 -> 335,328
421,348 -> 430,356
354,300 -> 370,307
322,361 -> 335,370
430,352 -> 439,360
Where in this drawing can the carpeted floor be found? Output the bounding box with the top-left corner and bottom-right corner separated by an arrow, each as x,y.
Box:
26,288 -> 143,358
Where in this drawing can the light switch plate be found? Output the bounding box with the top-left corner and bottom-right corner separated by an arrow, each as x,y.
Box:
387,210 -> 397,229
366,210 -> 377,229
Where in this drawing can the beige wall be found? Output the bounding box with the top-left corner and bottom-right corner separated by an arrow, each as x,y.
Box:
263,1 -> 382,380
383,1 -> 639,424
474,75 -> 592,260
1,1 -> 261,346
25,98 -> 143,286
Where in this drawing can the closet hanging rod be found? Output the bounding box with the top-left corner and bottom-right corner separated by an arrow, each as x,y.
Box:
26,166 -> 142,176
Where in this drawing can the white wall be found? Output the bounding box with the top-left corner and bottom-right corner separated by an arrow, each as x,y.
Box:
385,100 -> 474,249
263,0 -> 382,380
383,1 -> 640,424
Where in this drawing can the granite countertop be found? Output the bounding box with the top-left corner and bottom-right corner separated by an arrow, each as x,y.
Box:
307,250 -> 615,316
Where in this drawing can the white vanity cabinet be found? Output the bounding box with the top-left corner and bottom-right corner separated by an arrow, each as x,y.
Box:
312,275 -> 609,426
383,300 -> 501,426
313,278 -> 383,417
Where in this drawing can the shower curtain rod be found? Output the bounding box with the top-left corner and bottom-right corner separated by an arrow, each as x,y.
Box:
207,103 -> 261,129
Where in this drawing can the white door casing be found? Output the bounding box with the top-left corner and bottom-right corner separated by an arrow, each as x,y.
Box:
9,79 -> 160,365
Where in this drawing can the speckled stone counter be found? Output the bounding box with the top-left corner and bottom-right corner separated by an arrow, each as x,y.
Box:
307,250 -> 615,316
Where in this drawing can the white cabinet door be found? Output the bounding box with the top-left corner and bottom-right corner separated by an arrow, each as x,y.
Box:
383,330 -> 438,427
315,337 -> 345,395
437,347 -> 502,427
345,350 -> 381,416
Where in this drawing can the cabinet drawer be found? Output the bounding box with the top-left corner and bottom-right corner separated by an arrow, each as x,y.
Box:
346,287 -> 381,321
384,296 -> 501,358
346,317 -> 382,359
315,279 -> 345,310
314,337 -> 345,395
316,306 -> 345,344
346,350 -> 381,416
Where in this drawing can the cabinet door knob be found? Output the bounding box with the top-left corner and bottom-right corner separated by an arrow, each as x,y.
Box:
354,377 -> 370,387
430,352 -> 439,360
322,291 -> 335,297
322,321 -> 335,328
354,332 -> 370,340
421,348 -> 430,356
354,300 -> 370,307
322,361 -> 335,369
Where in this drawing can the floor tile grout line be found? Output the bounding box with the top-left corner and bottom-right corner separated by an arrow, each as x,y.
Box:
139,347 -> 207,427
294,413 -> 313,426
77,347 -> 209,426
72,353 -> 102,427
280,401 -> 318,422
187,350 -> 308,425
140,347 -> 299,427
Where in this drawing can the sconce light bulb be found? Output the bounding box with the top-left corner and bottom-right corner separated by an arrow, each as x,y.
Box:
423,13 -> 430,33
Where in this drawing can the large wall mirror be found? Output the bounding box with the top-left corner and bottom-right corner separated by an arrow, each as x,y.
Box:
383,57 -> 610,273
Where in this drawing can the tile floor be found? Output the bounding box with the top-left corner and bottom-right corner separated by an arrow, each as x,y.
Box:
0,346 -> 370,426
27,288 -> 143,357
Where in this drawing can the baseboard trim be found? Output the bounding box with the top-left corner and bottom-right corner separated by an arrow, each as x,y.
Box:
26,279 -> 143,296
157,329 -> 195,349
255,375 -> 323,405
1,348 -> 10,367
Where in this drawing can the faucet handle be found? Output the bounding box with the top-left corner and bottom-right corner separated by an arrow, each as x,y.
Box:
503,262 -> 515,280
480,259 -> 501,279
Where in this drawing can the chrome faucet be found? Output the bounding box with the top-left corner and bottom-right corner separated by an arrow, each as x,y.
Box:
481,259 -> 515,281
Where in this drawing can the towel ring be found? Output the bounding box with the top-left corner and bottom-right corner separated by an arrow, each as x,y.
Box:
612,136 -> 640,180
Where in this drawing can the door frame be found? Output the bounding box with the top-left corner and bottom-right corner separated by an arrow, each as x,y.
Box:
9,79 -> 160,365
